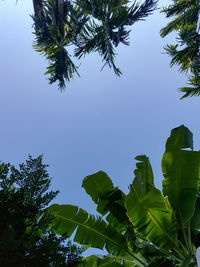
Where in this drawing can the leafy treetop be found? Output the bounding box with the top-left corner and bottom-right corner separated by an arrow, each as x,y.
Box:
0,155 -> 83,266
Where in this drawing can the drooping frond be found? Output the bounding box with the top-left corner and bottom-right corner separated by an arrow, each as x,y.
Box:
161,1 -> 194,18
44,47 -> 79,90
160,14 -> 186,38
164,43 -> 199,73
179,75 -> 200,99
31,0 -> 157,89
161,0 -> 200,98
126,0 -> 158,24
32,0 -> 88,89
74,0 -> 157,76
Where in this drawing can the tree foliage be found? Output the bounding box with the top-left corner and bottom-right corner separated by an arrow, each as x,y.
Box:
0,155 -> 83,266
48,125 -> 200,266
32,0 -> 157,89
161,0 -> 200,98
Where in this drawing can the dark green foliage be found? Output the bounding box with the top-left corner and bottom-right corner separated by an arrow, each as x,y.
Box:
0,155 -> 83,266
161,0 -> 200,98
32,0 -> 157,89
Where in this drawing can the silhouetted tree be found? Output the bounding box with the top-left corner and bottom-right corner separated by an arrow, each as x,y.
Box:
0,155 -> 83,266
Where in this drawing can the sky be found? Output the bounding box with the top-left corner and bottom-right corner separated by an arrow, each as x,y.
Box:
1,0 -> 200,250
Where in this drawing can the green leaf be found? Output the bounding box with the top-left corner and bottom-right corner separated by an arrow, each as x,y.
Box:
134,155 -> 154,193
160,0 -> 200,98
160,15 -> 184,37
148,258 -> 174,267
126,156 -> 174,249
162,125 -> 200,226
82,171 -> 130,226
77,255 -> 111,267
179,253 -> 192,267
48,204 -> 129,256
77,254 -> 135,267
82,171 -> 114,212
191,194 -> 200,230
165,125 -> 193,151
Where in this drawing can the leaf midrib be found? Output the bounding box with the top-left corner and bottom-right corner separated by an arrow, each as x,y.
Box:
55,213 -> 126,250
131,184 -> 172,243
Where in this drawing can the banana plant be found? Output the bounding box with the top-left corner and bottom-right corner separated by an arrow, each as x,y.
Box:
47,125 -> 200,266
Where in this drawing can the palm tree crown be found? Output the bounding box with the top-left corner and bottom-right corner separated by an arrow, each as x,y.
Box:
32,0 -> 157,89
161,0 -> 200,98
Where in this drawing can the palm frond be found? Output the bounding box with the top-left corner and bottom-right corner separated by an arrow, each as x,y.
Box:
74,0 -> 157,75
178,24 -> 198,46
32,0 -> 87,89
45,47 -> 79,90
126,0 -> 158,25
75,21 -> 121,75
161,1 -> 194,18
160,14 -> 185,38
164,44 -> 198,73
161,0 -> 200,98
179,75 -> 200,99
112,27 -> 130,46
31,0 -> 157,88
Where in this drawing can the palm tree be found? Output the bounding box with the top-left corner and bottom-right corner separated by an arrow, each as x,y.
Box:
32,0 -> 157,89
160,0 -> 200,98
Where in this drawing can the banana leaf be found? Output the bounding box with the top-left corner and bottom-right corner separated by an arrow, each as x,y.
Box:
126,156 -> 174,249
82,171 -> 130,226
77,254 -> 139,267
162,125 -> 200,226
48,204 -> 145,263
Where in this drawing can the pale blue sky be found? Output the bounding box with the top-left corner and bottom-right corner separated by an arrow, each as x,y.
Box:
1,0 -> 200,219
